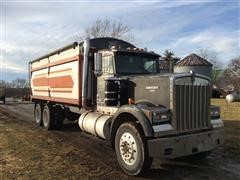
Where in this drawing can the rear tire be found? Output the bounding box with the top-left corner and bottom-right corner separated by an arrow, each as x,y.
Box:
115,122 -> 152,176
42,104 -> 52,130
42,104 -> 64,130
52,105 -> 64,130
65,109 -> 80,121
34,103 -> 42,126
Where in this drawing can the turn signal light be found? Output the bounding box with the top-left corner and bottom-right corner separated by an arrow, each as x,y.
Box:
128,98 -> 135,105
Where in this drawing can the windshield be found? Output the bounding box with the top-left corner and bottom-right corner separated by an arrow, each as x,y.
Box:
115,54 -> 158,75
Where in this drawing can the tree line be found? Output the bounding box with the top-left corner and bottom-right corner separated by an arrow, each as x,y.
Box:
0,79 -> 29,89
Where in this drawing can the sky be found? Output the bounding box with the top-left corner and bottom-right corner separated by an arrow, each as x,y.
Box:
0,0 -> 239,82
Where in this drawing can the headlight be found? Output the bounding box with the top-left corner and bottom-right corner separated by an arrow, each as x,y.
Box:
211,110 -> 219,116
160,114 -> 168,119
152,111 -> 170,125
210,106 -> 220,119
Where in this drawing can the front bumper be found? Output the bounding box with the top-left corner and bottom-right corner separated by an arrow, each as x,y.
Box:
148,128 -> 224,158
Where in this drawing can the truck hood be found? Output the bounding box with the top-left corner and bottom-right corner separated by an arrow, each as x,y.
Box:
127,74 -> 171,108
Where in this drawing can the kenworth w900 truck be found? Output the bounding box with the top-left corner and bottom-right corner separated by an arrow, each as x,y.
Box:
30,37 -> 224,175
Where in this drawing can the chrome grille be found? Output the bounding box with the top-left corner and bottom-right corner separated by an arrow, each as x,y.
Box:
175,84 -> 210,133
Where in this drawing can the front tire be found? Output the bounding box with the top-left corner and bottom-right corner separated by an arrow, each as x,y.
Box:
115,122 -> 152,176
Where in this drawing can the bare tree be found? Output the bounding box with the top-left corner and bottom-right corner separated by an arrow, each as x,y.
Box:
11,78 -> 29,88
198,49 -> 219,65
77,18 -> 134,42
198,49 -> 222,83
0,80 -> 6,87
0,80 -> 10,88
224,56 -> 240,93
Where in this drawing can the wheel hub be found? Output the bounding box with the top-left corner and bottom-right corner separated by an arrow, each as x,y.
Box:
119,132 -> 137,165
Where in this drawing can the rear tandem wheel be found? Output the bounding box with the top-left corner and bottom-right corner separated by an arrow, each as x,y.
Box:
42,104 -> 64,130
34,103 -> 42,126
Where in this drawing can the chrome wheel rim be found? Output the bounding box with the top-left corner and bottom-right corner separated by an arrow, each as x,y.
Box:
119,132 -> 138,165
42,109 -> 48,127
35,107 -> 41,123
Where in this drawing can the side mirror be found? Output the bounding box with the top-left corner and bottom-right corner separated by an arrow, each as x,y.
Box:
94,52 -> 102,76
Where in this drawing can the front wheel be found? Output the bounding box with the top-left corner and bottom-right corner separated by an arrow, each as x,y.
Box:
115,122 -> 152,176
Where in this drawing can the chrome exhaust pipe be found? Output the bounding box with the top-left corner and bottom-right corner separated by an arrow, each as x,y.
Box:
82,38 -> 92,110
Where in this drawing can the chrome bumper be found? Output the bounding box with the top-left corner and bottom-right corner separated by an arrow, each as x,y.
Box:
148,128 -> 224,158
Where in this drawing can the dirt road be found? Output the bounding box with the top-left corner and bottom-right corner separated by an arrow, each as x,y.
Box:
0,102 -> 239,179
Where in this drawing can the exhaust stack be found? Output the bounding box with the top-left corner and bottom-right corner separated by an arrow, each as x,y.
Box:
82,39 -> 92,110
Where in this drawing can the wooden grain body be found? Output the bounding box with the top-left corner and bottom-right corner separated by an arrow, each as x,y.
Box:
30,46 -> 83,106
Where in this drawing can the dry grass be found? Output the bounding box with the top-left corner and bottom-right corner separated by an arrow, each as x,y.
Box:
0,109 -> 126,179
0,116 -> 94,179
222,120 -> 240,159
211,98 -> 240,121
1,117 -> 239,179
211,99 -> 240,159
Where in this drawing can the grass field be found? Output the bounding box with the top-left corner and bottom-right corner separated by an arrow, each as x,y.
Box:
0,111 -> 119,179
211,98 -> 240,121
211,98 -> 240,161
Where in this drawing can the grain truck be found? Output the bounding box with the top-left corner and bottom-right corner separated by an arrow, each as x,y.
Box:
29,37 -> 224,175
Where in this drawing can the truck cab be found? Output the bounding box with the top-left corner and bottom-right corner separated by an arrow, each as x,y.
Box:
80,39 -> 223,175
96,47 -> 160,107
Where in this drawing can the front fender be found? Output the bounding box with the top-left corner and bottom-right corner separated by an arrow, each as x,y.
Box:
110,105 -> 154,139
